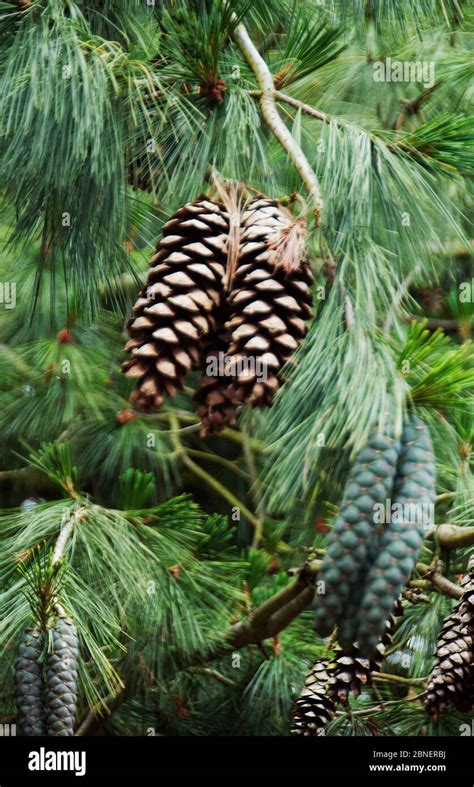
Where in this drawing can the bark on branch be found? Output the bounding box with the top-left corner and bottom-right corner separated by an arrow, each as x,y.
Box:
232,22 -> 323,222
10,0 -> 33,7
208,560 -> 320,656
417,562 -> 464,600
52,505 -> 88,566
427,523 -> 474,549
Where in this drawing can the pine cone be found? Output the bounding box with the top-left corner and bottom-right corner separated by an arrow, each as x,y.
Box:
295,604 -> 402,734
426,568 -> 473,720
292,660 -> 336,736
329,601 -> 403,702
15,626 -> 46,736
314,428 -> 401,640
356,416 -> 435,656
45,617 -> 79,736
123,197 -> 229,410
193,309 -> 238,436
225,198 -> 313,407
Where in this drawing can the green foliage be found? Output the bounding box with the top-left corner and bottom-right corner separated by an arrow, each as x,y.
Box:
267,2 -> 346,87
0,0 -> 472,739
396,113 -> 474,176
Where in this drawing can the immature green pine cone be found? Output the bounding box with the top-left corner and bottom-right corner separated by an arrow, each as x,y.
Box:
314,427 -> 401,639
14,626 -> 46,736
45,616 -> 79,736
356,416 -> 435,656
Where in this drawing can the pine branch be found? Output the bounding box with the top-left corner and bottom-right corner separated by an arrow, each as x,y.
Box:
187,560 -> 321,663
232,21 -> 323,221
75,689 -> 127,737
168,414 -> 260,529
51,505 -> 88,566
405,315 -> 464,334
227,578 -> 315,648
189,667 -> 237,687
393,83 -> 441,130
372,672 -> 428,685
417,562 -> 463,600
427,524 -> 474,548
247,88 -> 331,124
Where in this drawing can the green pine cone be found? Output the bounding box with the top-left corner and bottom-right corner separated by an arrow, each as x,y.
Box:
356,416 -> 435,656
45,616 -> 79,737
314,428 -> 401,638
14,626 -> 46,736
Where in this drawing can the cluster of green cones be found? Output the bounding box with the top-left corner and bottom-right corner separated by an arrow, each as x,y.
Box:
14,616 -> 79,736
314,414 -> 436,656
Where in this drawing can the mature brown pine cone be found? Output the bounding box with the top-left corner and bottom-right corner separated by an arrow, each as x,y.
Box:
329,600 -> 403,702
123,198 -> 229,410
426,567 -> 473,720
225,198 -> 313,407
292,659 -> 336,736
193,309 -> 238,436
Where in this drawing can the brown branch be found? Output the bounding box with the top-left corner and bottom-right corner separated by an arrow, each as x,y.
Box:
216,560 -> 320,653
427,523 -> 474,549
227,581 -> 315,649
247,89 -> 331,125
10,0 -> 33,8
416,562 -> 463,600
51,505 -> 88,566
76,689 -> 127,737
210,553 -> 465,659
392,82 -> 440,129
